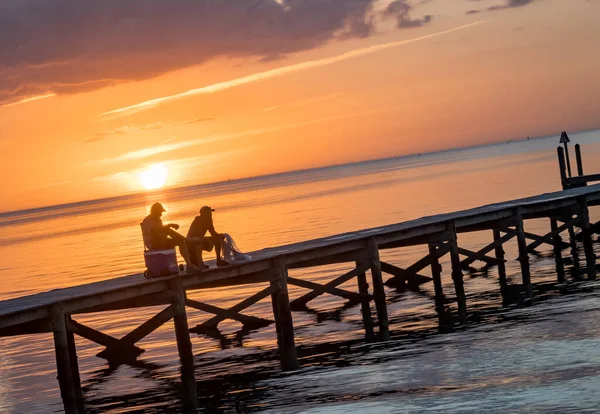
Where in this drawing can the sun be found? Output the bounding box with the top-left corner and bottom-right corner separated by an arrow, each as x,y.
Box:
139,163 -> 168,190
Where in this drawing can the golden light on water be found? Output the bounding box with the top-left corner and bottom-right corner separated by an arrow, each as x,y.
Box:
139,163 -> 168,190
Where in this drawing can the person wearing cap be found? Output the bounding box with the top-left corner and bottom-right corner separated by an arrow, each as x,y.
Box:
141,202 -> 198,272
186,206 -> 229,268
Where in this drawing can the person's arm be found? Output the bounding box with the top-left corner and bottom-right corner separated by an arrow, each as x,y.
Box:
208,217 -> 219,238
165,223 -> 179,230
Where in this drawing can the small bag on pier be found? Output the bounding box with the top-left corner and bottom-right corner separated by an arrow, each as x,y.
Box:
221,234 -> 252,264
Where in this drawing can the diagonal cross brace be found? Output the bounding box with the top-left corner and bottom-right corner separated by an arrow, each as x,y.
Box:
457,247 -> 505,269
524,216 -> 578,252
290,262 -> 371,309
460,230 -> 515,268
287,276 -> 370,303
191,285 -> 275,331
68,318 -> 145,360
383,242 -> 449,287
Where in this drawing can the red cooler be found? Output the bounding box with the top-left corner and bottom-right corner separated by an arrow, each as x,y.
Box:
144,249 -> 179,278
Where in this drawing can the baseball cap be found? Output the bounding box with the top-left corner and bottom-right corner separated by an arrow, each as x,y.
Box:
200,206 -> 215,214
151,202 -> 166,213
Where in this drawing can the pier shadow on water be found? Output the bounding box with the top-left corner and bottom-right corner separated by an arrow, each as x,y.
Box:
80,270 -> 600,413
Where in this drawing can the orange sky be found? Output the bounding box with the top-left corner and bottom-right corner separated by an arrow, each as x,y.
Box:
1,0 -> 599,212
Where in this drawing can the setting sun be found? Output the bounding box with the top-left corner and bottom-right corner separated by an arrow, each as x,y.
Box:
139,163 -> 168,190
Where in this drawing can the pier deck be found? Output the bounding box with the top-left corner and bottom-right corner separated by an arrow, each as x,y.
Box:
3,184 -> 600,413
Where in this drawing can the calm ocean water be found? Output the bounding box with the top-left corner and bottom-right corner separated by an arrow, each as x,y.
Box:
2,131 -> 600,413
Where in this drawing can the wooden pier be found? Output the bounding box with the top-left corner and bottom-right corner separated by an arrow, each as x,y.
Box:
2,182 -> 600,413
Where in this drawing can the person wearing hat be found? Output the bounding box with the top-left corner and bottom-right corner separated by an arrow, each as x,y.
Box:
186,206 -> 229,268
141,202 -> 198,272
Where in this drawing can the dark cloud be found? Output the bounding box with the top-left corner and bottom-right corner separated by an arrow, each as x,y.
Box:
384,1 -> 432,29
0,0 -> 426,106
466,0 -> 538,14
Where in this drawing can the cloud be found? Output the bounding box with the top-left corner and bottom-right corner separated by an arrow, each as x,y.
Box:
0,0 -> 423,106
384,1 -> 432,29
101,22 -> 481,117
466,0 -> 538,14
82,117 -> 216,143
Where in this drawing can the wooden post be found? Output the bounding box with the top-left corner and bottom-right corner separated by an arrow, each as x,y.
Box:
170,277 -> 199,413
575,144 -> 584,177
428,243 -> 445,314
579,199 -> 596,280
51,306 -> 83,414
355,260 -> 375,341
368,238 -> 390,340
515,214 -> 533,300
567,218 -> 581,278
448,226 -> 467,325
557,147 -> 568,190
551,219 -> 566,284
270,260 -> 299,371
492,229 -> 508,293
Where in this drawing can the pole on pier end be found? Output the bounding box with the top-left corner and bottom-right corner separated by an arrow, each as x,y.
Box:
578,198 -> 597,280
515,213 -> 533,301
575,144 -> 584,177
557,147 -> 568,190
355,260 -> 375,341
448,225 -> 467,325
492,229 -> 508,294
551,219 -> 566,284
51,305 -> 84,414
270,260 -> 299,371
367,238 -> 390,340
560,131 -> 572,178
170,277 -> 199,413
428,243 -> 447,325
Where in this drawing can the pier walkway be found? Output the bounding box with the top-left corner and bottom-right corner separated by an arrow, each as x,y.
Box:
2,184 -> 600,413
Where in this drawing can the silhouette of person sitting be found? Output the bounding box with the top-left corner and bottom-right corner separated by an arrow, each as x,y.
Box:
141,202 -> 198,272
187,206 -> 229,268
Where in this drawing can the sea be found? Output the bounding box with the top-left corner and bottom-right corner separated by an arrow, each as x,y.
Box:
2,130 -> 600,413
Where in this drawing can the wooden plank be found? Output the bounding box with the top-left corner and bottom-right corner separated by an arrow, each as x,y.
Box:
290,262 -> 371,308
288,249 -> 369,269
75,292 -> 172,314
0,318 -> 51,337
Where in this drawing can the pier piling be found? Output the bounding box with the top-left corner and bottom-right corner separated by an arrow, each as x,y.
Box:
551,219 -> 566,283
355,260 -> 375,341
52,306 -> 83,414
515,214 -> 533,300
368,238 -> 390,340
579,198 -> 597,280
170,277 -> 199,413
492,229 -> 508,293
449,227 -> 467,325
270,260 -> 299,371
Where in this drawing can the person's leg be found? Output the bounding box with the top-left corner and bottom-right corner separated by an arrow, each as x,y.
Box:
167,233 -> 197,271
210,235 -> 228,266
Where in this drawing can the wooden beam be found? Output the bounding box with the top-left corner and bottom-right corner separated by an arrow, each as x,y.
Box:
51,306 -> 83,414
368,238 -> 389,341
355,260 -> 374,341
170,277 -> 199,413
568,218 -> 581,277
380,261 -> 432,287
0,318 -> 51,337
188,298 -> 272,332
428,244 -> 445,314
193,285 -> 276,332
551,219 -> 566,283
579,198 -> 597,280
515,213 -> 533,300
290,262 -> 371,309
75,292 -> 172,314
492,229 -> 508,292
460,230 -> 515,268
457,247 -> 505,268
270,260 -> 299,371
287,277 -> 367,302
68,318 -> 144,360
449,227 -> 467,325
